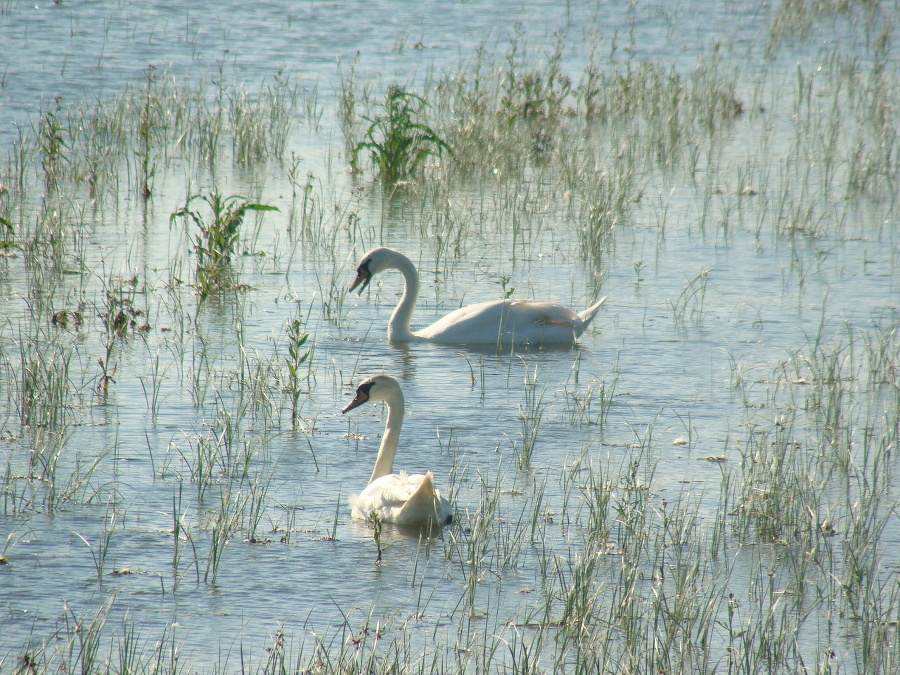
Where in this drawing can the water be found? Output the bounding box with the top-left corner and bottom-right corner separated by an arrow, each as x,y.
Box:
1,0 -> 899,672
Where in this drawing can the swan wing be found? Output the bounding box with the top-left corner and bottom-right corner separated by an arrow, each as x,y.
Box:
416,299 -> 601,344
397,472 -> 448,524
414,299 -> 510,342
511,300 -> 580,323
351,471 -> 451,526
352,472 -> 422,510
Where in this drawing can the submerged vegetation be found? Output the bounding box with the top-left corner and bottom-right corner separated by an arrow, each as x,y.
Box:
1,0 -> 899,673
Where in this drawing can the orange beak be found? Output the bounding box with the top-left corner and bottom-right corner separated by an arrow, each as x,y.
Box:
349,266 -> 371,293
342,389 -> 369,414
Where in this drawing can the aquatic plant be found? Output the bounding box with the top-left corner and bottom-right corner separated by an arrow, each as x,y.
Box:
38,96 -> 68,193
96,273 -> 147,397
170,191 -> 278,299
516,365 -> 545,468
0,215 -> 12,248
19,337 -> 74,429
135,66 -> 160,201
499,31 -> 571,157
1,1 -> 899,672
284,302 -> 311,427
337,53 -> 368,159
72,508 -> 116,580
352,84 -> 451,184
669,269 -> 712,328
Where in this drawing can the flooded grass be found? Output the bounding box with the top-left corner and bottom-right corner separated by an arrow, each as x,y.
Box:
1,0 -> 900,673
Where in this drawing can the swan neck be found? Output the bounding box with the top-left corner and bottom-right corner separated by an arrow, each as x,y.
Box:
387,254 -> 420,341
369,392 -> 404,483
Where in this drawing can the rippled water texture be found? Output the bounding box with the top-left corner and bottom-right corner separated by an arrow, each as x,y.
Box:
1,0 -> 899,672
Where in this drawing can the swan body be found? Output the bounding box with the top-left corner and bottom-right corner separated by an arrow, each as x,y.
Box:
342,375 -> 453,529
349,247 -> 606,345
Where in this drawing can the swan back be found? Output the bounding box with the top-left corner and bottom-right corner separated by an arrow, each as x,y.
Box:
350,470 -> 453,528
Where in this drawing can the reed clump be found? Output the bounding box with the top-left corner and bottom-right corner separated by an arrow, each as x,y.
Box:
4,66 -> 313,206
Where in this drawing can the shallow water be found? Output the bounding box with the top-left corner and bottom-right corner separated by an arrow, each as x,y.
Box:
1,0 -> 899,672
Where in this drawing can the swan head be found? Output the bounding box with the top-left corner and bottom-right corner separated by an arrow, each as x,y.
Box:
342,374 -> 403,413
348,247 -> 406,294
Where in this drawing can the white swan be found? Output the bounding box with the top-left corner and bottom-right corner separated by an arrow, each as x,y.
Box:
349,247 -> 607,345
342,375 -> 453,530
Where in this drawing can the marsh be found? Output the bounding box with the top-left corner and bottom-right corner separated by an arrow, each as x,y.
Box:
1,1 -> 898,673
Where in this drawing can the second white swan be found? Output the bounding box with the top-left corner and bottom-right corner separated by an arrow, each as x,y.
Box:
349,247 -> 606,345
342,374 -> 453,529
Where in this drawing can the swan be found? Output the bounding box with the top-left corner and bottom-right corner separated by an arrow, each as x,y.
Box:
342,374 -> 453,529
349,247 -> 607,345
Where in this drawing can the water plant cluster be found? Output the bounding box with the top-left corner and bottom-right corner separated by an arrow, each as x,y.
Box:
1,0 -> 899,673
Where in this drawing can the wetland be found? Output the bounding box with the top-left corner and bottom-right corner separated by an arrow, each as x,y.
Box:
1,0 -> 899,673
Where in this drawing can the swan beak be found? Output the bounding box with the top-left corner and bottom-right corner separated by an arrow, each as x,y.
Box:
342,390 -> 369,413
349,266 -> 372,294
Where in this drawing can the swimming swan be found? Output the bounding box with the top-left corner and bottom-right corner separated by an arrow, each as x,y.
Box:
349,247 -> 607,345
342,375 -> 453,529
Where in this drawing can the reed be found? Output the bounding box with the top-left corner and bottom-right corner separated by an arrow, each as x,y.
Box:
135,66 -> 160,201
245,470 -> 275,544
19,335 -> 74,429
231,69 -> 308,165
72,507 -> 116,580
337,53 -> 367,160
669,269 -> 711,328
137,337 -> 166,419
516,365 -> 545,468
562,370 -> 619,431
37,96 -> 67,194
204,483 -> 246,583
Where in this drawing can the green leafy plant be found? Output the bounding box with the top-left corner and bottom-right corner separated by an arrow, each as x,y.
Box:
170,191 -> 278,299
352,85 -> 450,184
285,303 -> 311,427
497,274 -> 516,299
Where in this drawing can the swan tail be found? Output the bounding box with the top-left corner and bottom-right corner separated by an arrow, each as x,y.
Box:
578,296 -> 608,328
